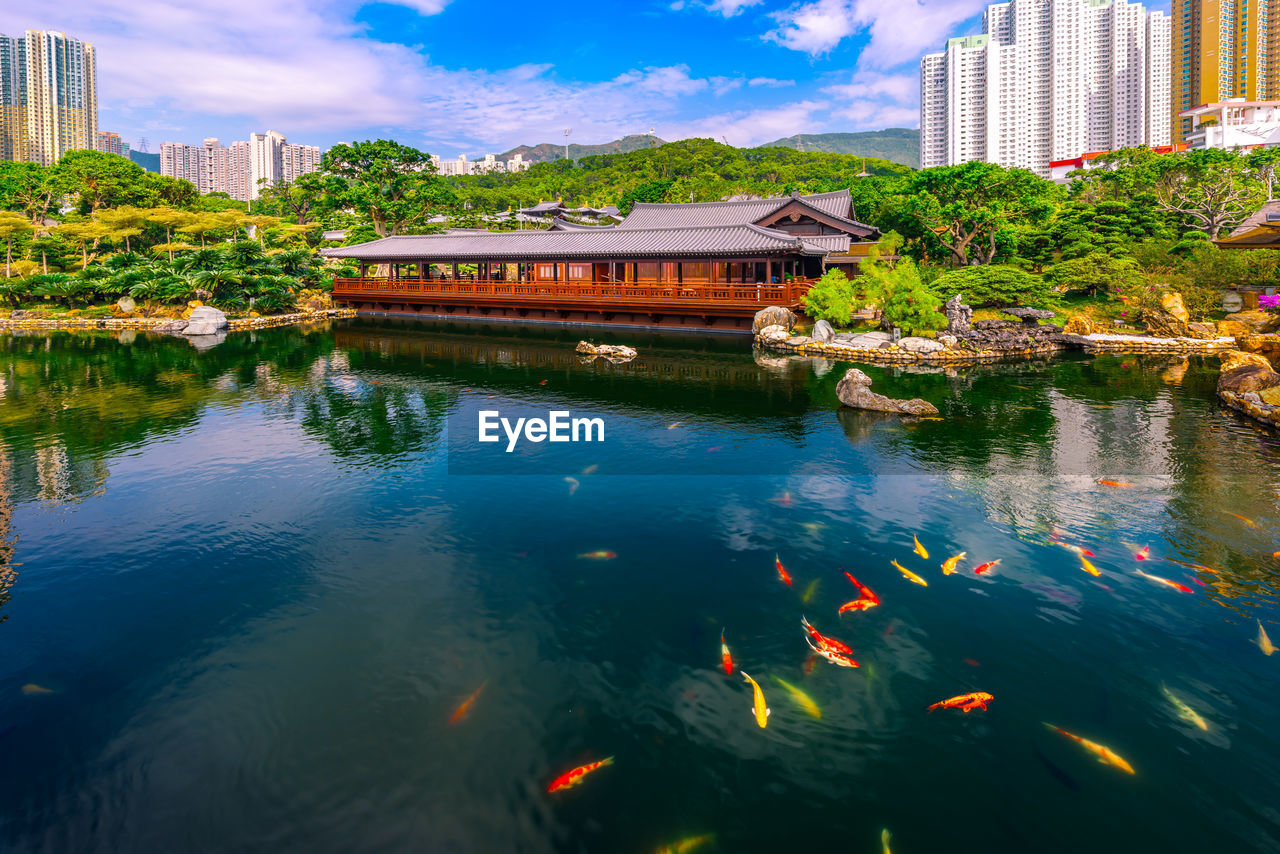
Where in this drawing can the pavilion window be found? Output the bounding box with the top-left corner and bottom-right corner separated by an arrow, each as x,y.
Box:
661,262 -> 678,282
637,262 -> 660,281
536,263 -> 555,280
567,263 -> 591,280
683,262 -> 709,282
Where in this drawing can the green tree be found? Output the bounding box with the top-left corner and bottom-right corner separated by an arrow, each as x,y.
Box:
1155,148 -> 1261,238
0,211 -> 33,277
54,150 -> 149,213
95,205 -> 149,252
857,233 -> 945,334
0,161 -> 71,224
801,268 -> 855,326
931,265 -> 1057,308
323,140 -> 453,237
1044,253 -> 1144,298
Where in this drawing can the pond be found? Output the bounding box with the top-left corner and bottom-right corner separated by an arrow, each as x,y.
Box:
0,318 -> 1278,853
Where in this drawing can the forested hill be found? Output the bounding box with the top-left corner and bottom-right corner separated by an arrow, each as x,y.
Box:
757,129 -> 920,168
498,134 -> 666,164
447,137 -> 911,213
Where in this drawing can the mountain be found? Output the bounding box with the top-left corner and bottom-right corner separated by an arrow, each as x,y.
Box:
498,134 -> 666,164
129,150 -> 161,173
757,129 -> 920,169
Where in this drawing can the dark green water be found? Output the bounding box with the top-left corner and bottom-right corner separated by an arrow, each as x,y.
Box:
1,318 -> 1278,853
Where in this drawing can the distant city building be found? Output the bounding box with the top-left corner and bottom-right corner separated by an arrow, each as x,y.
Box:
1180,100 -> 1280,150
161,130 -> 321,201
95,130 -> 129,157
0,30 -> 98,165
429,152 -> 531,176
1048,143 -> 1188,183
1172,0 -> 1280,144
920,0 -> 1170,178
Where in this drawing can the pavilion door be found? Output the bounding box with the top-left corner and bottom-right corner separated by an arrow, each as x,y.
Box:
593,263 -> 610,288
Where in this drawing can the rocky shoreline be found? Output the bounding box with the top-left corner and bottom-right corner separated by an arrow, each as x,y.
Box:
0,307 -> 357,334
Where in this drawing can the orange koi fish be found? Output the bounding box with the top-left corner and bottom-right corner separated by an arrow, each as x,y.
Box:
775,554 -> 793,587
1079,556 -> 1101,577
803,653 -> 818,675
20,684 -> 54,695
448,682 -> 486,725
1257,620 -> 1276,656
1134,545 -> 1150,561
837,572 -> 880,613
720,631 -> 734,676
1055,541 -> 1095,558
801,616 -> 859,667
973,559 -> 1002,576
941,552 -> 967,574
547,756 -> 614,792
578,550 -> 617,560
1230,513 -> 1258,529
539,380 -> 548,386
1164,558 -> 1220,574
741,671 -> 770,728
1135,569 -> 1193,593
927,692 -> 994,713
771,492 -> 794,507
912,535 -> 929,560
1096,479 -> 1133,488
891,559 -> 928,586
1044,724 -> 1135,774
1273,551 -> 1280,561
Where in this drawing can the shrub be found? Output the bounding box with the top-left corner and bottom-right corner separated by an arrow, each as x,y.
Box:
802,269 -> 855,326
931,265 -> 1057,308
1260,293 -> 1280,314
1044,252 -> 1144,298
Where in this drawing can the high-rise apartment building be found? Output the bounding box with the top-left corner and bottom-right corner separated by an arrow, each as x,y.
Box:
96,131 -> 129,157
1172,0 -> 1280,142
920,0 -> 1171,177
0,30 -> 98,165
160,130 -> 321,201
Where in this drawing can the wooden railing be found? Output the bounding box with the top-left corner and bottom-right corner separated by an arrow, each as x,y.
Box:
332,277 -> 813,312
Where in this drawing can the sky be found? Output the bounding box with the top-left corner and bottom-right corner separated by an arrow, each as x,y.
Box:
2,0 -> 1171,157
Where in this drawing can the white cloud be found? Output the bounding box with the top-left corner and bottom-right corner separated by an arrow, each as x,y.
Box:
667,100 -> 831,147
823,71 -> 921,130
707,0 -> 764,16
380,0 -> 452,13
710,77 -> 746,96
747,77 -> 796,88
766,0 -> 987,67
612,65 -> 709,98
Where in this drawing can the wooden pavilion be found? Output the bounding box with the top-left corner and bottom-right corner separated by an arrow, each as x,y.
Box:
324,190 -> 880,331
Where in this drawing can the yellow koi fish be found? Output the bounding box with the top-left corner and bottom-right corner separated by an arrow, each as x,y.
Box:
772,675 -> 822,719
892,559 -> 928,587
564,476 -> 579,496
581,464 -> 599,475
941,552 -> 966,575
1161,684 -> 1208,731
881,828 -> 892,854
801,578 -> 820,605
741,671 -> 770,728
1080,556 -> 1101,577
653,834 -> 714,854
913,535 -> 929,560
1045,723 -> 1136,774
20,684 -> 54,695
801,522 -> 827,535
1230,513 -> 1258,529
1258,620 -> 1276,656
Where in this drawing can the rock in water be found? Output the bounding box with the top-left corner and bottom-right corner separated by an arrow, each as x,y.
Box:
758,324 -> 790,344
576,341 -> 638,362
116,296 -> 137,315
812,319 -> 834,344
1144,292 -> 1192,338
899,336 -> 945,354
944,294 -> 973,334
1221,350 -> 1273,373
183,306 -> 229,336
753,306 -> 797,335
835,368 -> 940,416
1219,363 -> 1280,396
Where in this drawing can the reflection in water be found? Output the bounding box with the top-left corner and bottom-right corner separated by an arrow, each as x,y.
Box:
0,320 -> 1278,853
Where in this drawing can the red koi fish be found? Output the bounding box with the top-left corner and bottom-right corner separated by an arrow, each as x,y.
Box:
1134,545 -> 1150,561
775,554 -> 793,587
974,559 -> 1002,576
1096,479 -> 1133,488
720,631 -> 734,676
801,616 -> 859,667
547,757 -> 614,793
927,692 -> 994,713
578,550 -> 617,560
838,572 -> 880,613
1135,569 -> 1193,594
448,682 -> 486,725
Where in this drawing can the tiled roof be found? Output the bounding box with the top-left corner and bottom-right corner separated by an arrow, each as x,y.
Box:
321,223 -> 828,262
617,189 -> 854,230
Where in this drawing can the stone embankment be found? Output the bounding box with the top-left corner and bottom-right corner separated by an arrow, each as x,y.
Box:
0,307 -> 356,334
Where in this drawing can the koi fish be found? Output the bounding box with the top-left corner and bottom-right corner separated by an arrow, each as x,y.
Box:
891,559 -> 928,586
1229,513 -> 1258,529
801,578 -> 820,604
973,559 -> 1001,576
578,550 -> 616,560
941,552 -> 966,574
913,535 -> 929,560
1134,545 -> 1150,561
801,616 -> 859,667
448,682 -> 486,725
1055,541 -> 1095,558
546,756 -> 614,792
1273,551 -> 1280,561
803,654 -> 817,675
720,631 -> 734,676
667,422 -> 682,430
1164,557 -> 1220,574
653,834 -> 715,854
581,464 -> 598,475
881,828 -> 892,854
772,675 -> 822,719
771,492 -> 793,507
564,476 -> 579,496
1044,724 -> 1135,775
539,380 -> 548,386
928,692 -> 994,713
1080,556 -> 1101,577
1096,479 -> 1133,488
964,658 -> 981,667
1161,684 -> 1208,731
775,554 -> 793,587
801,522 -> 827,535
20,684 -> 53,695
741,671 -> 770,728
1258,620 -> 1276,656
838,572 -> 880,613
1135,569 -> 1193,593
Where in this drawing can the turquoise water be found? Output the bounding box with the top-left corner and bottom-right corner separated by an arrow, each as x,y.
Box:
0,319 -> 1278,853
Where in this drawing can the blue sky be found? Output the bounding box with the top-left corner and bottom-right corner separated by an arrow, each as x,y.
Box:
3,0 -> 1170,156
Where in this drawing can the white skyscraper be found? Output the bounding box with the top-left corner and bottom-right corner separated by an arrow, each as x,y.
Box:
920,0 -> 1171,177
160,130 -> 321,200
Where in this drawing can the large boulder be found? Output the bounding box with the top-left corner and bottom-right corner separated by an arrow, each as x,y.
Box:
1219,364 -> 1280,396
1144,292 -> 1192,338
834,331 -> 893,348
576,341 -> 638,362
1003,307 -> 1056,323
183,306 -> 228,336
114,296 -> 137,316
812,319 -> 834,344
1240,334 -> 1280,361
1221,350 -> 1273,373
1186,322 -> 1219,340
753,306 -> 796,335
758,324 -> 789,344
1231,309 -> 1280,334
835,368 -> 940,416
1217,319 -> 1254,339
1063,315 -> 1098,335
944,294 -> 973,334
899,336 -> 945,354
8,309 -> 51,320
